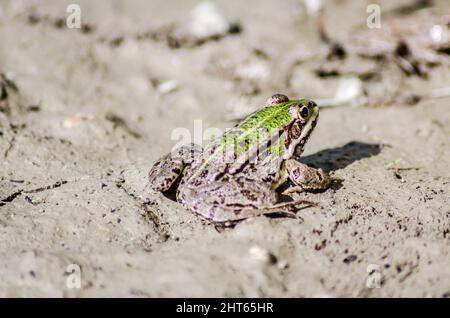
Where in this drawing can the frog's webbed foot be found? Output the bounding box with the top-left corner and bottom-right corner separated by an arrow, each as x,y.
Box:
148,143 -> 202,192
285,158 -> 332,192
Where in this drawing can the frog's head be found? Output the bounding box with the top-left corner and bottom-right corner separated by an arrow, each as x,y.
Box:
269,95 -> 319,159
236,94 -> 319,160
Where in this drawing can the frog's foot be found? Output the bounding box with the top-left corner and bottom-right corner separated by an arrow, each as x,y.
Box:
148,143 -> 202,192
285,158 -> 332,192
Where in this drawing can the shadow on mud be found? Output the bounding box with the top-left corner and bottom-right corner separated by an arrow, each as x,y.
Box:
300,141 -> 383,173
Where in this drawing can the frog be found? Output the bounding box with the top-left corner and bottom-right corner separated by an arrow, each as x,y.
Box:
148,94 -> 331,223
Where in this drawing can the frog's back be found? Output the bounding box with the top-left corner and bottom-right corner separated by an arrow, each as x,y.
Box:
237,102 -> 292,132
227,102 -> 295,157
183,101 -> 301,186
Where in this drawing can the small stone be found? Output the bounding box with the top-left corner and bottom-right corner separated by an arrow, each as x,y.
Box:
185,2 -> 229,39
63,114 -> 94,128
343,254 -> 357,264
277,260 -> 289,269
248,245 -> 277,265
430,25 -> 443,43
157,80 -> 179,95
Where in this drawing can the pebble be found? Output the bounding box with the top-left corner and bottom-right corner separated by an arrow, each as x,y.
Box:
157,80 -> 179,95
248,245 -> 278,265
343,254 -> 358,264
185,2 -> 229,39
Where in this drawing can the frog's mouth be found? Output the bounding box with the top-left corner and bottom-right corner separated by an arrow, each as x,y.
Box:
282,106 -> 319,159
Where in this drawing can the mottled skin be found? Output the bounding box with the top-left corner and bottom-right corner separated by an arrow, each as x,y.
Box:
149,94 -> 331,223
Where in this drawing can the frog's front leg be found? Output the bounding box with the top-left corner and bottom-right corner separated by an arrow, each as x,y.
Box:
148,143 -> 202,191
284,158 -> 331,193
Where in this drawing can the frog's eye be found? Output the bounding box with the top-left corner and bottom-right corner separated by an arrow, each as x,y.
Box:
299,107 -> 309,119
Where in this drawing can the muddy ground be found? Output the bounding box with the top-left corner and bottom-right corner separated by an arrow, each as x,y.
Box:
0,0 -> 449,297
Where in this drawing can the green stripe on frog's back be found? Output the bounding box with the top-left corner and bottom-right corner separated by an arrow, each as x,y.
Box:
238,102 -> 292,131
188,101 -> 299,182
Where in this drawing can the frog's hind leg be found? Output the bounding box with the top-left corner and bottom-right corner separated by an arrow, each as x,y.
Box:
212,199 -> 317,223
148,143 -> 202,191
180,178 -> 316,223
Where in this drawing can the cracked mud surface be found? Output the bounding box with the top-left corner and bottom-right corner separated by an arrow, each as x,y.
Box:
1,0 -> 449,297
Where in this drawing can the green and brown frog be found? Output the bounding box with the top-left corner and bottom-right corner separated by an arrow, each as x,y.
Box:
149,94 -> 331,223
